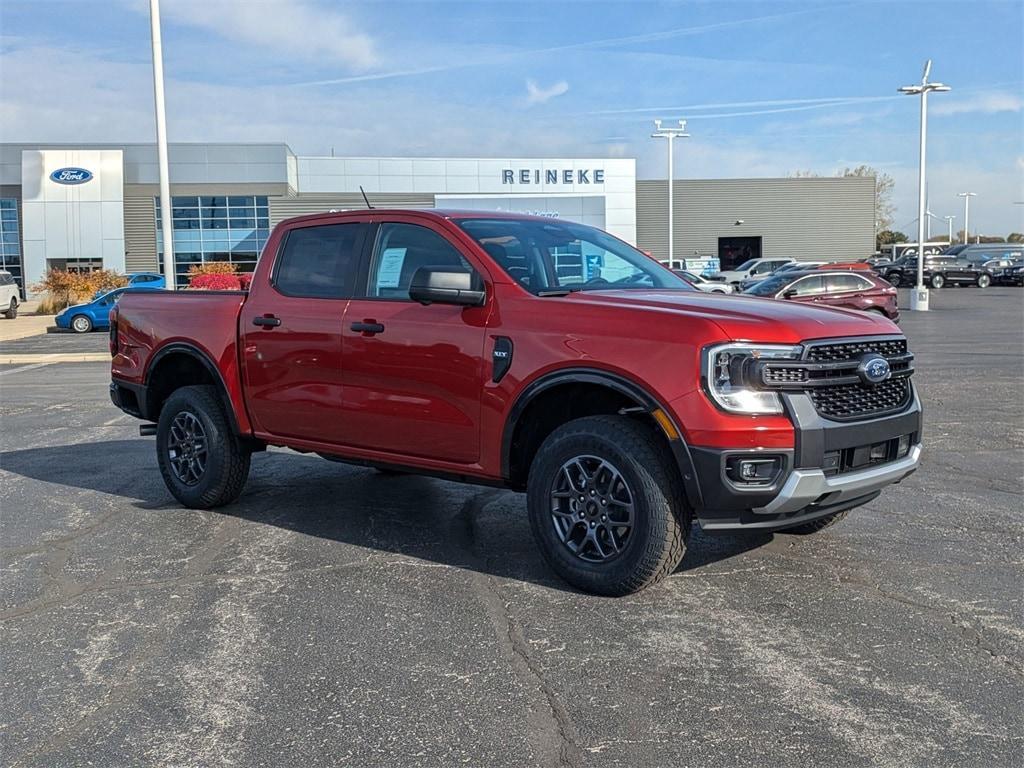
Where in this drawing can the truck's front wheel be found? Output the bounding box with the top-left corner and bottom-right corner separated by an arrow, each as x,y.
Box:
156,385 -> 250,509
527,416 -> 689,596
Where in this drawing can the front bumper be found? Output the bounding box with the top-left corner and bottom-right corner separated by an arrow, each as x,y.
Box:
691,388 -> 922,531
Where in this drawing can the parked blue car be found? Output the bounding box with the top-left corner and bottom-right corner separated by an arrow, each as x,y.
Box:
56,287 -> 129,333
91,272 -> 165,299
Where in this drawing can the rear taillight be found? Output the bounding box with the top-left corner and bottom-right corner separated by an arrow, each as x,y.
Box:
109,305 -> 119,356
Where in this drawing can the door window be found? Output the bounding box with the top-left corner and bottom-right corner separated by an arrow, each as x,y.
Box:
367,223 -> 474,300
788,275 -> 826,296
274,223 -> 363,299
824,274 -> 871,293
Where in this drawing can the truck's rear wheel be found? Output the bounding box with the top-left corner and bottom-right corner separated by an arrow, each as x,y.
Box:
527,415 -> 689,596
156,385 -> 250,509
782,509 -> 848,535
930,273 -> 945,289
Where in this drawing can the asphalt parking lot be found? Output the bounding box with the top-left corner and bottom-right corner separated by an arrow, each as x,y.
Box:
1,287 -> 1021,768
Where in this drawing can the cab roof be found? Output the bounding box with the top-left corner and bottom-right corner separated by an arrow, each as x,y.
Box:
277,208 -> 568,228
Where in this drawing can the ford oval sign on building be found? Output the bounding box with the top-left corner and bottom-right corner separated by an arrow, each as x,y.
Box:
50,167 -> 94,185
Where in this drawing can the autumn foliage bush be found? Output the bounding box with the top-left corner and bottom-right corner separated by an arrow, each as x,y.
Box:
33,268 -> 128,313
189,273 -> 242,291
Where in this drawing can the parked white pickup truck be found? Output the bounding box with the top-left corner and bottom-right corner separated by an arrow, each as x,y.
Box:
709,257 -> 795,286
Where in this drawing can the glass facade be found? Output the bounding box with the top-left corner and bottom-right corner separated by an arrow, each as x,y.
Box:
0,199 -> 22,295
156,196 -> 270,285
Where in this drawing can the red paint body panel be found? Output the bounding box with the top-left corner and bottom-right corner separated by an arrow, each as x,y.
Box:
113,209 -> 907,480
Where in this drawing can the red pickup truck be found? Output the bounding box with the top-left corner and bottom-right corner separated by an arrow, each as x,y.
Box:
110,209 -> 922,595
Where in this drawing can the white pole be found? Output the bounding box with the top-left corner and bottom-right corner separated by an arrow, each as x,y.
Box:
963,195 -> 970,245
667,134 -> 674,267
945,216 -> 954,243
915,89 -> 927,294
150,0 -> 176,290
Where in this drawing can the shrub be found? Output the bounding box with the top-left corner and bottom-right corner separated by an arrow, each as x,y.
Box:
189,273 -> 241,291
188,261 -> 237,277
32,268 -> 128,312
237,272 -> 253,291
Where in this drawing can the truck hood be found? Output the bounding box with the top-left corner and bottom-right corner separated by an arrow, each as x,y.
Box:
560,289 -> 899,343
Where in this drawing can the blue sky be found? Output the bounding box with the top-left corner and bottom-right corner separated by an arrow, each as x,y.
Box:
2,0 -> 1022,234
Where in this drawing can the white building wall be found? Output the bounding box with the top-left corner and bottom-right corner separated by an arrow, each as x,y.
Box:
21,149 -> 125,288
296,157 -> 637,244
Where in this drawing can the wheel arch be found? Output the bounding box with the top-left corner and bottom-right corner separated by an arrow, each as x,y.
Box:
144,343 -> 241,435
501,367 -> 703,508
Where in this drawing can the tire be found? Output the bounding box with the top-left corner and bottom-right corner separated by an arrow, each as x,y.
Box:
885,273 -> 901,288
3,298 -> 16,319
526,415 -> 689,596
782,509 -> 848,535
930,273 -> 945,289
70,314 -> 92,333
156,385 -> 250,509
976,273 -> 991,288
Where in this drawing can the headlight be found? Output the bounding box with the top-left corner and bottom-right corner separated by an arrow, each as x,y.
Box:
702,343 -> 802,414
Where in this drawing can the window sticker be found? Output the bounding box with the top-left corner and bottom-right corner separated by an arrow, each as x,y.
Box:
376,247 -> 407,289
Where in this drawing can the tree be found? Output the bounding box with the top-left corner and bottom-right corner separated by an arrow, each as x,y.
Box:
877,230 -> 908,246
1008,233 -> 1024,243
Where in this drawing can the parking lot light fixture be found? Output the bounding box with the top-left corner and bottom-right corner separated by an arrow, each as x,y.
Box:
943,215 -> 955,244
899,60 -> 951,311
958,192 -> 977,246
651,119 -> 689,267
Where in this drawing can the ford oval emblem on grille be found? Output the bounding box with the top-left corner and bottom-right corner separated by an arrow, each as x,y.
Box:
50,167 -> 93,185
857,353 -> 891,385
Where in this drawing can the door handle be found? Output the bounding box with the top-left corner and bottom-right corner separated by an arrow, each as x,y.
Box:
351,320 -> 385,335
253,315 -> 281,327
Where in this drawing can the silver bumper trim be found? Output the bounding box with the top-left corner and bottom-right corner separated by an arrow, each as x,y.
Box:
753,444 -> 922,516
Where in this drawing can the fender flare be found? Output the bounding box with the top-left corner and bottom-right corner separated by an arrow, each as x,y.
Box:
500,367 -> 703,509
144,342 -> 241,435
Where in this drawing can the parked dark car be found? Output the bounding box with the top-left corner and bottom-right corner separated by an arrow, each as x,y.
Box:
875,256 -> 993,288
743,270 -> 900,321
993,261 -> 1024,286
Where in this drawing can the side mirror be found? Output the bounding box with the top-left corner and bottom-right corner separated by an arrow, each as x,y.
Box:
780,289 -> 797,299
409,267 -> 485,307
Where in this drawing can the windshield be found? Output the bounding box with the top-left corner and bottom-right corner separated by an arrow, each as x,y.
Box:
734,259 -> 758,272
743,274 -> 792,296
455,218 -> 693,294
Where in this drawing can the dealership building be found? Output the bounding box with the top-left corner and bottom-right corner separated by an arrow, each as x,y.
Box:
0,142 -> 874,296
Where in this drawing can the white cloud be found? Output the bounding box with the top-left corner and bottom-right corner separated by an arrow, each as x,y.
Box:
525,79 -> 569,105
138,0 -> 378,70
932,91 -> 1023,116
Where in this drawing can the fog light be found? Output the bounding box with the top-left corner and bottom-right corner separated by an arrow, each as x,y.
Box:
897,434 -> 911,458
869,442 -> 888,461
727,456 -> 782,485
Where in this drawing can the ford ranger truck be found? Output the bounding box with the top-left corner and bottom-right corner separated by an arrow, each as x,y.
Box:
109,210 -> 922,596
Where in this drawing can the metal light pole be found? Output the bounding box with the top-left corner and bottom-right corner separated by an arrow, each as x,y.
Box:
651,119 -> 689,267
958,192 -> 976,246
150,0 -> 176,289
899,61 -> 950,311
943,215 -> 955,244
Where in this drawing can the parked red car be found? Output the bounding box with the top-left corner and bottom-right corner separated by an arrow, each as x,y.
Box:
742,270 -> 899,321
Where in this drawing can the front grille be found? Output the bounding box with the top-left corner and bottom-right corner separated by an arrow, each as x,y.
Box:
758,336 -> 915,421
802,337 -> 913,420
808,377 -> 912,420
806,338 -> 907,362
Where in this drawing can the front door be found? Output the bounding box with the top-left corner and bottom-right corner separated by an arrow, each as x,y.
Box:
340,219 -> 490,464
240,220 -> 367,444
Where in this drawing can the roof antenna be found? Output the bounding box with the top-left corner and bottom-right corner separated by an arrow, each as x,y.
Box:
360,185 -> 374,209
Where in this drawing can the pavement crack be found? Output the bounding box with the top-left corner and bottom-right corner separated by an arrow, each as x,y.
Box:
452,491 -> 584,768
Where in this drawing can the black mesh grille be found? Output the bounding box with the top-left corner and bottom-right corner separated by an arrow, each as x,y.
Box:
806,338 -> 908,362
802,337 -> 913,420
808,378 -> 912,420
764,367 -> 807,384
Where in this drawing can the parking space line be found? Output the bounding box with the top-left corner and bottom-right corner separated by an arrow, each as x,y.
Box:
0,361 -> 57,377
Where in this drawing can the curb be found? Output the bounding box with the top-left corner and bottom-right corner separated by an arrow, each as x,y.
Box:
0,353 -> 109,365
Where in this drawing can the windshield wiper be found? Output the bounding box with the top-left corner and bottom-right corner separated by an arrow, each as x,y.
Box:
536,287 -> 583,297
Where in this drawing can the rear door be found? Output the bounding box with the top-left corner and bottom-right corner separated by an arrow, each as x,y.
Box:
339,217 -> 490,464
817,273 -> 872,310
240,219 -> 367,444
